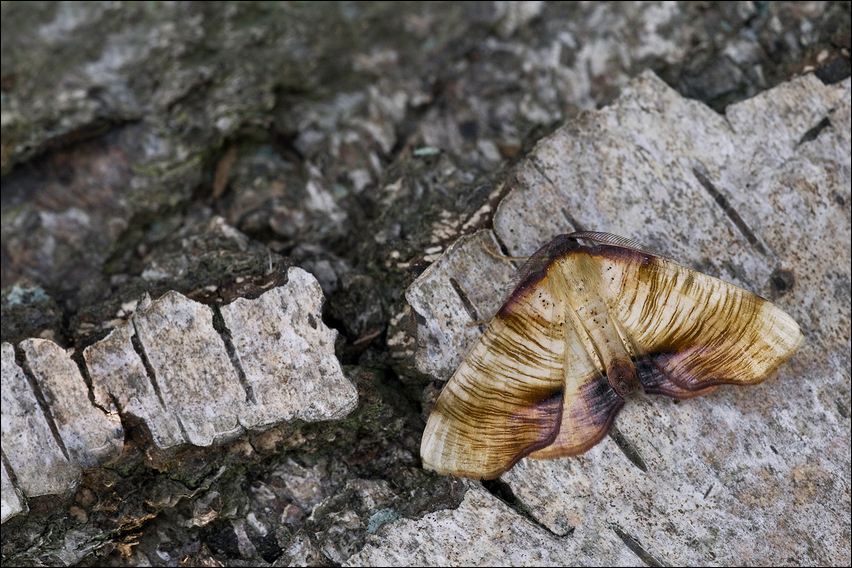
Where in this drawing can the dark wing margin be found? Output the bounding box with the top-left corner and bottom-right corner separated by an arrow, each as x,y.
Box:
528,287 -> 625,459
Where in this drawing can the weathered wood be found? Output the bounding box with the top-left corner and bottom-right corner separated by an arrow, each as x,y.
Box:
1,267 -> 357,528
132,290 -> 247,447
85,320 -> 186,449
220,268 -> 357,427
19,338 -> 124,467
1,342 -> 81,500
389,71 -> 851,565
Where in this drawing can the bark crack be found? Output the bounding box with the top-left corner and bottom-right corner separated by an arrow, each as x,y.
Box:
14,344 -> 70,462
692,167 -> 767,255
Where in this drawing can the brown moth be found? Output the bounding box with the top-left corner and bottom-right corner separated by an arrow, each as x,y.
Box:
420,232 -> 804,479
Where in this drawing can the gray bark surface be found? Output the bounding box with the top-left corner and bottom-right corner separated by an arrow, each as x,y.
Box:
1,2 -> 849,566
396,71 -> 850,566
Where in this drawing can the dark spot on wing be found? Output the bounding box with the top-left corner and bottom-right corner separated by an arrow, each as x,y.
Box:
635,354 -> 717,399
577,374 -> 623,427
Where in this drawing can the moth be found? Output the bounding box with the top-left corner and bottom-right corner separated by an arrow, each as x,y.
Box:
420,232 -> 804,479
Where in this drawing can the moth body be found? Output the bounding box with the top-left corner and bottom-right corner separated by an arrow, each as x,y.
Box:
549,254 -> 639,398
420,232 -> 804,479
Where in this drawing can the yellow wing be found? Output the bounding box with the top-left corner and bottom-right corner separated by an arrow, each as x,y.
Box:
586,244 -> 804,397
420,265 -> 566,479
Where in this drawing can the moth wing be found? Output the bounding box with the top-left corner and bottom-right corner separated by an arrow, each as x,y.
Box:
527,307 -> 624,460
420,272 -> 567,479
590,247 -> 804,397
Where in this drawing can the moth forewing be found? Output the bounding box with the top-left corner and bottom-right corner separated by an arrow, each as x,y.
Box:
420,269 -> 567,479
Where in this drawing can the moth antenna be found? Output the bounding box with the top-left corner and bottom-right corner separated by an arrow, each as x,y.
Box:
567,231 -> 677,263
466,317 -> 493,327
482,240 -> 529,262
